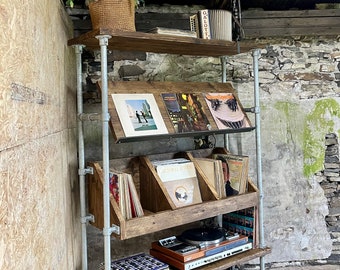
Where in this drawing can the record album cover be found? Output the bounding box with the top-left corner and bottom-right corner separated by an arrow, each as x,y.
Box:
204,93 -> 252,130
155,160 -> 202,208
111,93 -> 168,138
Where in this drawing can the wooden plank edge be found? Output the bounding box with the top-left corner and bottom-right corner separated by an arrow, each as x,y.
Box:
201,247 -> 271,270
121,191 -> 258,239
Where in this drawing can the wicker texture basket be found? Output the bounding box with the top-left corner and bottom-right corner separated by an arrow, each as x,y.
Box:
89,0 -> 136,31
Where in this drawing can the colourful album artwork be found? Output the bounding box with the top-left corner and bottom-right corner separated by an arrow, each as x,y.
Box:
162,93 -> 211,133
204,93 -> 252,129
112,93 -> 168,137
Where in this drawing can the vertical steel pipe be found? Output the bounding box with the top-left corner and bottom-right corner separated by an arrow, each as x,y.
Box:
252,49 -> 265,270
220,56 -> 229,150
75,45 -> 88,270
96,35 -> 112,270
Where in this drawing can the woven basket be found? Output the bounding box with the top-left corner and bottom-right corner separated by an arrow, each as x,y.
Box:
89,0 -> 136,31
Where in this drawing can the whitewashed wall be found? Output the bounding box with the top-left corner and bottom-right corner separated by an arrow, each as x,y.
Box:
0,1 -> 80,269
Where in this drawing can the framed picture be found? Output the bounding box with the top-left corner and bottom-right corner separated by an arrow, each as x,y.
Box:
204,93 -> 252,130
111,94 -> 168,138
161,93 -> 211,133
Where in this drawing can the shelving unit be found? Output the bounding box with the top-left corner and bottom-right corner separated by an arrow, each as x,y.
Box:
68,30 -> 269,270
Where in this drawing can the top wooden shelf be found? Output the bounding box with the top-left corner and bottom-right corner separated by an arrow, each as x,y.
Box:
67,29 -> 260,57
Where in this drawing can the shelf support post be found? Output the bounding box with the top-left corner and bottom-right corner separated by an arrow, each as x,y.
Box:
74,44 -> 89,270
252,49 -> 265,270
220,56 -> 230,150
96,34 -> 112,270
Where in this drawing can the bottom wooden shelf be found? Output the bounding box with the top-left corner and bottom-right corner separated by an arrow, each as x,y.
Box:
189,247 -> 271,270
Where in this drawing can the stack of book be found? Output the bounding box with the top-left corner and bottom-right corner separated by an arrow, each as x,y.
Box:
109,170 -> 144,219
223,207 -> 257,245
194,158 -> 225,198
194,151 -> 249,199
211,153 -> 249,196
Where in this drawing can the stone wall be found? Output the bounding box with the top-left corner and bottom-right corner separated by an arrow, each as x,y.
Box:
321,133 -> 340,264
0,1 -> 80,269
84,34 -> 340,267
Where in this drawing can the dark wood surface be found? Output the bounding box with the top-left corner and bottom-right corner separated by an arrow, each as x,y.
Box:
104,81 -> 254,143
242,9 -> 340,37
70,9 -> 340,40
68,28 -> 259,56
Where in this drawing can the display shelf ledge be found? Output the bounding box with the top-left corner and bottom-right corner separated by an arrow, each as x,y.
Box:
118,191 -> 258,240
68,29 -> 261,56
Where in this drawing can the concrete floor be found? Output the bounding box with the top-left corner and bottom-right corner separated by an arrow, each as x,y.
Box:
270,267 -> 339,270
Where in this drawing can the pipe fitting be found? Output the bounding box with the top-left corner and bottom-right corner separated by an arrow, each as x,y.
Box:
102,225 -> 120,236
78,166 -> 93,176
81,214 -> 95,224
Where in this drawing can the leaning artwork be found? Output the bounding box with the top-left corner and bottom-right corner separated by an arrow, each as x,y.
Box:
204,93 -> 252,129
111,93 -> 168,137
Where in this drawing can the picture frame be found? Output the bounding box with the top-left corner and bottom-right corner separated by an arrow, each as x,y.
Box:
111,93 -> 168,138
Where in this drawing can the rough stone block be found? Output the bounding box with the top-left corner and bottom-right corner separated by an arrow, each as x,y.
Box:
328,207 -> 340,216
118,65 -> 145,77
329,177 -> 340,182
324,163 -> 340,169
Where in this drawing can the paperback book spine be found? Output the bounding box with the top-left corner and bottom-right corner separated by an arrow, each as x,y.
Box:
197,9 -> 211,39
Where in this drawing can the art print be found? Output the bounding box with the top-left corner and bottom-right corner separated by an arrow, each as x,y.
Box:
112,94 -> 168,137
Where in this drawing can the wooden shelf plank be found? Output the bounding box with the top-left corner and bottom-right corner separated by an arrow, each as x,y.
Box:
67,29 -> 260,56
198,247 -> 271,270
122,191 -> 258,239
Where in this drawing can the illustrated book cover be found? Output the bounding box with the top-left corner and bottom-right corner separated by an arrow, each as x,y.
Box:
194,157 -> 226,198
109,170 -> 144,219
153,159 -> 202,208
212,153 -> 249,195
204,92 -> 252,130
161,93 -> 211,133
111,93 -> 168,138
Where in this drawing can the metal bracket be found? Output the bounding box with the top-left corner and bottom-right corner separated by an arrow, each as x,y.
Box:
78,166 -> 94,176
73,44 -> 85,54
102,224 -> 120,236
78,113 -> 101,122
95,35 -> 112,46
80,214 -> 95,224
102,112 -> 111,122
244,107 -> 255,113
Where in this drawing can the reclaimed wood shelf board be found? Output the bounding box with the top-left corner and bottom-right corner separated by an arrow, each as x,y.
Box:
68,29 -> 260,56
198,247 -> 271,270
102,81 -> 255,143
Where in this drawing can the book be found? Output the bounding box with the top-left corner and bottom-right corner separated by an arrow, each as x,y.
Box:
204,92 -> 252,130
189,14 -> 200,38
223,207 -> 256,244
195,157 -> 226,198
109,170 -> 144,219
212,153 -> 249,195
147,27 -> 197,38
197,9 -> 211,39
109,172 -> 125,215
153,159 -> 202,208
161,93 -> 211,133
126,174 -> 144,218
